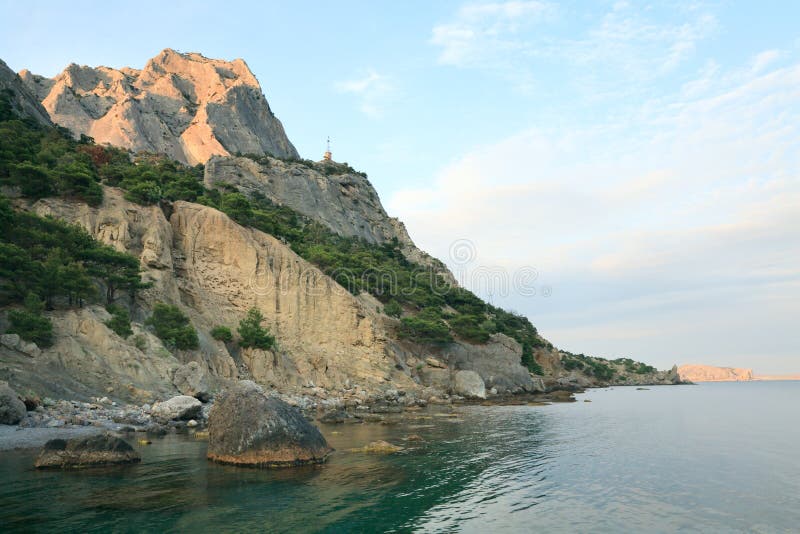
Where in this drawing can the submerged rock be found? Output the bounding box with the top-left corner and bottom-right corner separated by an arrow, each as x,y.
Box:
349,440 -> 404,454
34,434 -> 141,468
207,381 -> 332,467
150,395 -> 202,423
0,382 -> 27,425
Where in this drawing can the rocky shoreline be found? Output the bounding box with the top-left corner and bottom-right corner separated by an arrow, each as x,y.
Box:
0,375 -> 687,453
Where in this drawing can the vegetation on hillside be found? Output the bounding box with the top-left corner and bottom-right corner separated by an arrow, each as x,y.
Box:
145,303 -> 199,350
0,90 -> 543,373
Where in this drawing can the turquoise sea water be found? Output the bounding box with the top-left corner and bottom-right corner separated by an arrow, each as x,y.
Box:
1,382 -> 799,533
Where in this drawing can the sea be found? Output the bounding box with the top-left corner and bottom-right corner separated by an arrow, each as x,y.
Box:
1,381 -> 798,533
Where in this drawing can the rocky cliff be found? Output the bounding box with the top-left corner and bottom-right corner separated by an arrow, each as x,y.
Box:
19,49 -> 298,165
204,155 -> 454,281
0,50 -> 676,407
678,365 -> 753,382
0,59 -> 52,126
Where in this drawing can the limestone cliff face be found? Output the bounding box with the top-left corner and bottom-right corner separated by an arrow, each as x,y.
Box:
29,187 -> 413,396
19,49 -> 298,165
204,155 -> 456,283
678,364 -> 753,382
0,59 -> 52,126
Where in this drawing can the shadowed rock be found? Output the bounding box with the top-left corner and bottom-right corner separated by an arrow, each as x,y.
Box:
35,434 -> 141,468
207,381 -> 332,467
0,381 -> 26,425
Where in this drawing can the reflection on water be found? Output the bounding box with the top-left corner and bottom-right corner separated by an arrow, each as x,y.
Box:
2,382 -> 800,532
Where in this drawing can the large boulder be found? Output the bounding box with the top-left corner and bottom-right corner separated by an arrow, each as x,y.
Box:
151,395 -> 202,423
207,381 -> 333,467
0,381 -> 27,425
453,370 -> 486,399
173,362 -> 211,401
35,434 -> 141,468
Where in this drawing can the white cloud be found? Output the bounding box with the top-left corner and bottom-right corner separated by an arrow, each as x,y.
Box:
751,49 -> 782,74
334,70 -> 397,119
389,60 -> 800,372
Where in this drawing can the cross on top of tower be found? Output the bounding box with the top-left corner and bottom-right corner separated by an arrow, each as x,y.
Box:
323,137 -> 332,162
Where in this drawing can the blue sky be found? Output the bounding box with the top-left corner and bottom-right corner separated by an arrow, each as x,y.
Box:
2,1 -> 799,373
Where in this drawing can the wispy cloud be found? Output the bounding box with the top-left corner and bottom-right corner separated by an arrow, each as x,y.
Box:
750,49 -> 782,74
334,70 -> 398,119
431,0 -> 553,66
430,1 -> 717,94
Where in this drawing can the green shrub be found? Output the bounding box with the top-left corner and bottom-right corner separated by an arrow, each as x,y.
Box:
7,293 -> 53,347
210,325 -> 233,342
448,314 -> 491,343
521,342 -> 544,375
145,303 -> 198,350
398,308 -> 452,344
237,308 -> 275,350
105,304 -> 133,338
383,299 -> 402,318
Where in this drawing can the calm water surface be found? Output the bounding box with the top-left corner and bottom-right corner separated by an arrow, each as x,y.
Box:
1,382 -> 799,532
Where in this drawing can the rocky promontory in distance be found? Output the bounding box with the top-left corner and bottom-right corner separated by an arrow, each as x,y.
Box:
677,364 -> 800,382
678,365 -> 753,382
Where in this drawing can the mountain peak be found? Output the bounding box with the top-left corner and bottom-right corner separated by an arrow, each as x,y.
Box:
18,50 -> 298,165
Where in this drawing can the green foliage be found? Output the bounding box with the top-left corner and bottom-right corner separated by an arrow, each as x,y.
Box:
561,352 -> 616,381
0,195 -> 145,312
0,94 -> 545,367
383,299 -> 402,318
7,293 -> 53,347
0,114 -> 103,206
398,308 -> 452,344
237,308 -> 275,350
145,303 -> 199,350
105,304 -> 133,339
521,343 -> 545,375
448,314 -> 491,343
210,325 -> 233,342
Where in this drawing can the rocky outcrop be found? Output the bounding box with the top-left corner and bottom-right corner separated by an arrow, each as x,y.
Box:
0,306 -> 180,403
204,155 -> 455,281
678,364 -> 753,382
0,333 -> 41,359
19,49 -> 298,165
0,381 -> 26,425
34,434 -> 140,468
0,59 -> 52,126
173,362 -> 211,401
453,370 -> 486,399
443,334 -> 535,394
150,395 -> 202,422
207,381 -> 332,467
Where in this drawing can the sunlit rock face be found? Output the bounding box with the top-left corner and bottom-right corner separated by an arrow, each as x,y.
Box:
19,48 -> 298,165
678,365 -> 754,382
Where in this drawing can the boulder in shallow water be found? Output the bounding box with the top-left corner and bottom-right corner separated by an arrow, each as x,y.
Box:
35,434 -> 141,468
0,381 -> 27,425
207,381 -> 333,467
151,395 -> 202,422
453,370 -> 486,399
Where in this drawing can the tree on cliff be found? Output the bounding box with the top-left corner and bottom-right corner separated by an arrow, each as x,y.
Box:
238,308 -> 275,350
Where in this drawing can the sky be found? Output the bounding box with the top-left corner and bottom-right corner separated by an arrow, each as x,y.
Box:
2,1 -> 799,373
